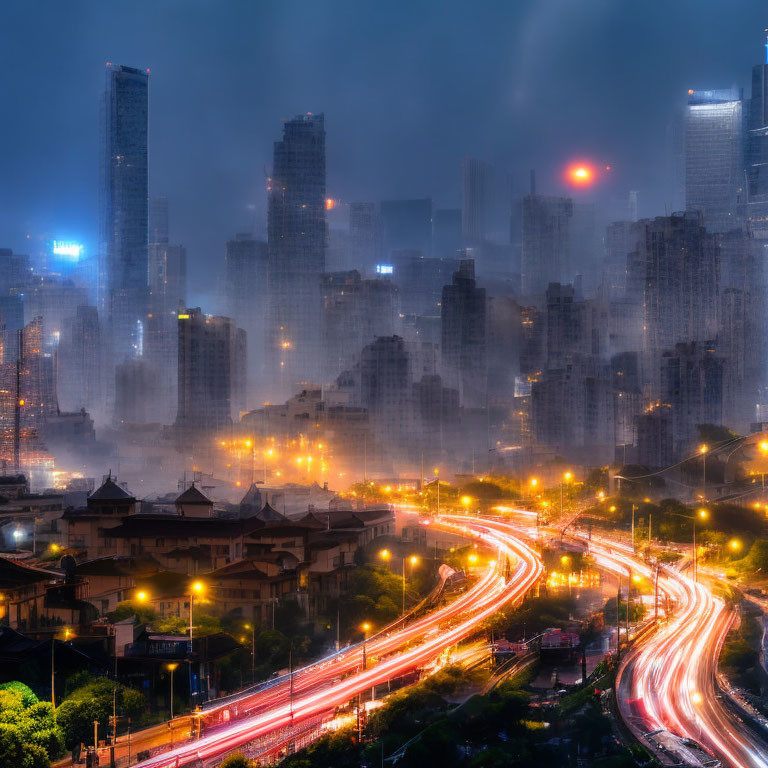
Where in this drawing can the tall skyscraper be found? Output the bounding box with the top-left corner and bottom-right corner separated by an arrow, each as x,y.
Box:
684,88 -> 743,233
99,63 -> 150,367
267,113 -> 327,390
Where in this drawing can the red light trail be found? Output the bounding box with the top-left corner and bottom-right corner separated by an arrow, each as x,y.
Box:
133,516 -> 543,768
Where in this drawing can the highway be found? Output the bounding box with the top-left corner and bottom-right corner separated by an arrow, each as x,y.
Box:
458,515 -> 768,768
577,532 -> 768,768
132,515 -> 544,768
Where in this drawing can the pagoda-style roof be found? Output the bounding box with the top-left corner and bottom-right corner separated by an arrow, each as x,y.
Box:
88,476 -> 135,502
175,483 -> 212,506
254,502 -> 287,523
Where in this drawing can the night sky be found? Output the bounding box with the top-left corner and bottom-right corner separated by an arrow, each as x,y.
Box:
1,0 -> 766,304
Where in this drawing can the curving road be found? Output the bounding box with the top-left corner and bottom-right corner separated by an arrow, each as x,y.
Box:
132,515 -> 543,768
578,532 -> 768,768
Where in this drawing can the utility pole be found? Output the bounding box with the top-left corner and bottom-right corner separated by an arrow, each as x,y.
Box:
648,513 -> 652,545
625,569 -> 630,643
631,504 -> 635,551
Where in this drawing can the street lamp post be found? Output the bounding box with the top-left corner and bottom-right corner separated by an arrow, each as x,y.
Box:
402,555 -> 419,616
759,440 -> 768,492
699,444 -> 709,499
189,581 -> 205,701
244,623 -> 256,682
166,663 -> 178,722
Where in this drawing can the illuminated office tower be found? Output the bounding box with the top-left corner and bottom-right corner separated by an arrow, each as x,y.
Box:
267,113 -> 327,391
685,88 -> 743,233
99,63 -> 149,368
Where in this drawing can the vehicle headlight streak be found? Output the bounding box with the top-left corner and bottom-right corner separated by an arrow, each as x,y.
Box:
133,516 -> 543,768
455,518 -> 768,768
586,535 -> 767,768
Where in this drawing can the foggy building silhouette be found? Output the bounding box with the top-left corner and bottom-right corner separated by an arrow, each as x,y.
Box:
267,113 -> 327,390
175,307 -> 246,434
321,270 -> 399,381
225,233 -> 268,389
440,259 -> 486,407
58,305 -> 102,414
521,194 -> 573,297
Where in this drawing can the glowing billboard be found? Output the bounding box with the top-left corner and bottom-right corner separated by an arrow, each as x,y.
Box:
51,241 -> 84,261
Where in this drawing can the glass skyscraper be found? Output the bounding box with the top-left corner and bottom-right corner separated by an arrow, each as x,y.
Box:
266,113 -> 327,391
99,63 -> 149,369
684,88 -> 743,233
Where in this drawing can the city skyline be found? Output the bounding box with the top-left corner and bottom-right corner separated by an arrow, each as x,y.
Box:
0,1 -> 766,303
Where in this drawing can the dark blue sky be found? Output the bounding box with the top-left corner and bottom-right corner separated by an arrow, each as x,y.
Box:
1,0 -> 766,302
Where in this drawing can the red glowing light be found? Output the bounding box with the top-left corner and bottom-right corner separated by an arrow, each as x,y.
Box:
325,198 -> 335,210
605,164 -> 612,171
564,163 -> 596,188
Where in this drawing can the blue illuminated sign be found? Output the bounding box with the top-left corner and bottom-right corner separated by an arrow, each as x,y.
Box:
376,264 -> 394,275
52,241 -> 84,261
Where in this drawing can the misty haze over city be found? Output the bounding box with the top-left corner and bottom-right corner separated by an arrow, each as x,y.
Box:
5,4 -> 768,768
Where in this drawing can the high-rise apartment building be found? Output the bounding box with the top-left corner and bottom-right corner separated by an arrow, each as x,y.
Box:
267,113 -> 327,390
175,308 -> 246,433
685,88 -> 743,233
638,213 -> 720,359
99,63 -> 149,367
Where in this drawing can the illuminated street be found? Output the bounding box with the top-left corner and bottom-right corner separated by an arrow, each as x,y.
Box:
131,515 -> 543,767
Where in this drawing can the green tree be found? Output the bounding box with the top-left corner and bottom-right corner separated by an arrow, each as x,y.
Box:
56,677 -> 146,750
0,684 -> 65,768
